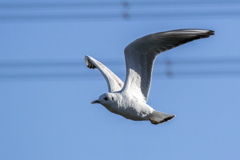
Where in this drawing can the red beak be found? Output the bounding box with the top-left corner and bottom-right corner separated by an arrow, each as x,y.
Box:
91,100 -> 100,104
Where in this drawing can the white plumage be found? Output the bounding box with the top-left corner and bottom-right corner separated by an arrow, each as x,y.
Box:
85,29 -> 214,124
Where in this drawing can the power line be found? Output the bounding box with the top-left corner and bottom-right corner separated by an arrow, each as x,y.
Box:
1,1 -> 240,9
1,10 -> 240,21
1,1 -> 240,22
0,60 -> 82,67
1,57 -> 239,67
1,70 -> 240,81
1,57 -> 240,80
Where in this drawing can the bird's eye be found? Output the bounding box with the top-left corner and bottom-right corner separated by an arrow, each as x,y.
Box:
104,97 -> 108,101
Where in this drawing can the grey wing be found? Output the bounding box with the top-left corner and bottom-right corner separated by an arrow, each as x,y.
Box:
121,29 -> 214,102
85,55 -> 124,92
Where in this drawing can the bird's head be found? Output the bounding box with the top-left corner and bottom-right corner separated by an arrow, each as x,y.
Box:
91,93 -> 116,107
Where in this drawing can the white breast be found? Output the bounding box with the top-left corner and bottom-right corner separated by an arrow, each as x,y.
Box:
104,94 -> 154,121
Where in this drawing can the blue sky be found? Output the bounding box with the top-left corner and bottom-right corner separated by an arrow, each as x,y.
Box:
1,0 -> 240,160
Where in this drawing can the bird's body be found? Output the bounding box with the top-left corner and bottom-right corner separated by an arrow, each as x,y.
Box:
97,92 -> 154,121
85,29 -> 214,125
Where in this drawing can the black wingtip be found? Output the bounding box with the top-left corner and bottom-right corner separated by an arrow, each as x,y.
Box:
195,29 -> 214,39
209,30 -> 215,35
85,55 -> 97,69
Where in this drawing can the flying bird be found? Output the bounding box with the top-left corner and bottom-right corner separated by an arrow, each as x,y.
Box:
85,29 -> 214,125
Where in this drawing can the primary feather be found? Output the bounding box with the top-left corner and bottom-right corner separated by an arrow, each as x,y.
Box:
122,29 -> 214,102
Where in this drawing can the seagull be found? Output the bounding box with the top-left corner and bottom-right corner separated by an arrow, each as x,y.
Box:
85,29 -> 214,125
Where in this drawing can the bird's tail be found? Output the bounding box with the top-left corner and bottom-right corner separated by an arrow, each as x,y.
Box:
149,110 -> 175,125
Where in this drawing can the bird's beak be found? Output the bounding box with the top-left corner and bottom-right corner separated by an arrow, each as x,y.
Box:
91,100 -> 100,104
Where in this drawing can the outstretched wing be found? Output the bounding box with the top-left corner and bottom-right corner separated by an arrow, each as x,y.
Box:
121,29 -> 214,102
85,55 -> 124,92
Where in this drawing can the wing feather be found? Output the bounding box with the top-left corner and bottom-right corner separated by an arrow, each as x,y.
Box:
121,29 -> 214,102
85,55 -> 124,92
